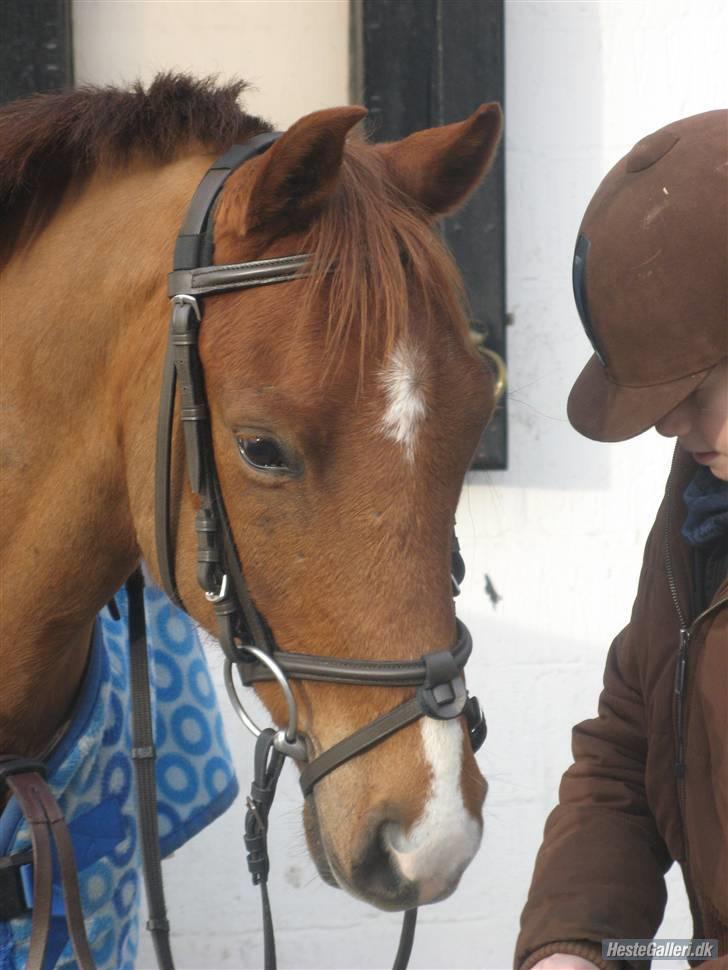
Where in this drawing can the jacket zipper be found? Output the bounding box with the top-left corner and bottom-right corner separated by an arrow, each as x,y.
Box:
670,594 -> 728,769
664,454 -> 728,862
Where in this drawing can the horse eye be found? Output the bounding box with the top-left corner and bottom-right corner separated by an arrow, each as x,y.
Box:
237,436 -> 290,472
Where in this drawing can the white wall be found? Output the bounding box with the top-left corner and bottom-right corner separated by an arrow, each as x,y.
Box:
71,1 -> 728,968
73,0 -> 350,129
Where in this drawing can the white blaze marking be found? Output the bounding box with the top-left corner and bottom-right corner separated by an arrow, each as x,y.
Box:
379,341 -> 427,462
386,719 -> 482,898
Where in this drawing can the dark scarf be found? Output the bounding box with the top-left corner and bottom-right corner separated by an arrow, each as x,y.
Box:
682,465 -> 728,547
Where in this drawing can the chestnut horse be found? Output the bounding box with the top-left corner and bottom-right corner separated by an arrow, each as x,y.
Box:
0,76 -> 501,929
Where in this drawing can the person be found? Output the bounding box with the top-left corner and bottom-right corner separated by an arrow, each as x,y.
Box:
516,109 -> 728,970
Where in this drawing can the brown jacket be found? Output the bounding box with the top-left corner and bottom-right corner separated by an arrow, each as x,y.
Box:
517,448 -> 728,970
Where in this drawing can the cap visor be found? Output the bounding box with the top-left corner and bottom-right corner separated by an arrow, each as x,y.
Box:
567,354 -> 713,442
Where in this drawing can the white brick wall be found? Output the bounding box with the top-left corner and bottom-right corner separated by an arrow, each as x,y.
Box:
71,1 -> 728,967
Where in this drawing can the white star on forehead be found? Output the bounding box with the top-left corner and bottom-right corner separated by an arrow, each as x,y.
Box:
379,340 -> 427,462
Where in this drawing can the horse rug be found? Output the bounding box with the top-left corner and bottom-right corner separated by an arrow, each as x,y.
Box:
0,584 -> 239,970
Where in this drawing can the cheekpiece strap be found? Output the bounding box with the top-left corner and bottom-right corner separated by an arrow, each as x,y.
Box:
155,130 -> 294,622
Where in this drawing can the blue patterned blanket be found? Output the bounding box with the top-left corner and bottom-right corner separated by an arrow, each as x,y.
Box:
0,584 -> 239,970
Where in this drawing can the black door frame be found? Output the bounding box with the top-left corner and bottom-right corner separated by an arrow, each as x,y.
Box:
0,0 -> 73,106
351,0 -> 507,469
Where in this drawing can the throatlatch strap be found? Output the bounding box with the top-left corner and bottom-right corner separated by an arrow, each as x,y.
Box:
127,569 -> 175,970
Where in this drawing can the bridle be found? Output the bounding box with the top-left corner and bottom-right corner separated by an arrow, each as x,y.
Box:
150,130 -> 487,970
0,130 -> 487,970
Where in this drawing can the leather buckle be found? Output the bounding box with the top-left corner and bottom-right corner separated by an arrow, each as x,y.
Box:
0,757 -> 47,795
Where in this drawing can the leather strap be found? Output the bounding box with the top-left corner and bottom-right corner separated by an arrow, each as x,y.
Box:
155,131 -> 288,615
393,909 -> 418,970
173,133 -> 280,270
299,696 -> 425,797
1,767 -> 52,970
168,254 -> 312,299
155,330 -> 182,607
238,619 -> 472,688
127,568 -> 175,970
48,792 -> 97,970
243,731 -> 418,970
210,456 -> 272,652
244,730 -> 285,970
0,758 -> 96,970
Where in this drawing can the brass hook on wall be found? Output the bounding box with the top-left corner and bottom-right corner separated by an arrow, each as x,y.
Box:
469,330 -> 507,404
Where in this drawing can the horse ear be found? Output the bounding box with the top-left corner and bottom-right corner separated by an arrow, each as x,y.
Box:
243,106 -> 367,233
378,103 -> 503,216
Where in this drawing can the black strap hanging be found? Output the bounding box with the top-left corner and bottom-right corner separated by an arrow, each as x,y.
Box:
127,568 -> 175,970
244,729 -> 285,970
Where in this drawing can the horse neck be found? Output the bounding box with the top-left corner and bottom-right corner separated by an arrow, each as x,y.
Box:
0,153 -> 210,757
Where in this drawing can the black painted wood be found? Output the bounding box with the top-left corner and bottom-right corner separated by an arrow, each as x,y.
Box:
353,0 -> 506,469
0,0 -> 73,106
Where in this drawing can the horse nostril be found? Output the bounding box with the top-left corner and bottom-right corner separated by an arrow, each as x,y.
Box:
350,812 -> 417,909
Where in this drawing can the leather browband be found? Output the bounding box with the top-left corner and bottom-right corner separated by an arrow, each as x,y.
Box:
168,254 -> 312,299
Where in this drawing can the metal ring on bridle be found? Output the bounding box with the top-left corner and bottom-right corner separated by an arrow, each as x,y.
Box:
224,646 -> 304,755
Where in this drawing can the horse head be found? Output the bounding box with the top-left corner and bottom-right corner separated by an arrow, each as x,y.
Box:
150,103 -> 502,909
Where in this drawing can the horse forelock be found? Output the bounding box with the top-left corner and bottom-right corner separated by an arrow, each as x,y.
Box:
207,137 -> 477,401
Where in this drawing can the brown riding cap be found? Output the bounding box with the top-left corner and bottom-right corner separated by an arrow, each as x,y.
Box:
567,109 -> 728,442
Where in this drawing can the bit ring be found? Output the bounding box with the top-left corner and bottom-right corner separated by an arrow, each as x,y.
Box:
223,647 -> 306,760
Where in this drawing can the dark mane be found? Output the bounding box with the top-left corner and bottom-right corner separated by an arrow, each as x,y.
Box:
0,73 -> 270,265
1,74 -> 473,364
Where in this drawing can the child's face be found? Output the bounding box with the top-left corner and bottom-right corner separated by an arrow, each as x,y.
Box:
655,359 -> 728,481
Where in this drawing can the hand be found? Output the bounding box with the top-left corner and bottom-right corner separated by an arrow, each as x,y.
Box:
531,956 -> 601,970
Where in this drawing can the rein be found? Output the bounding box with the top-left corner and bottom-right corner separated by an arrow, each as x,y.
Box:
0,130 -> 486,970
